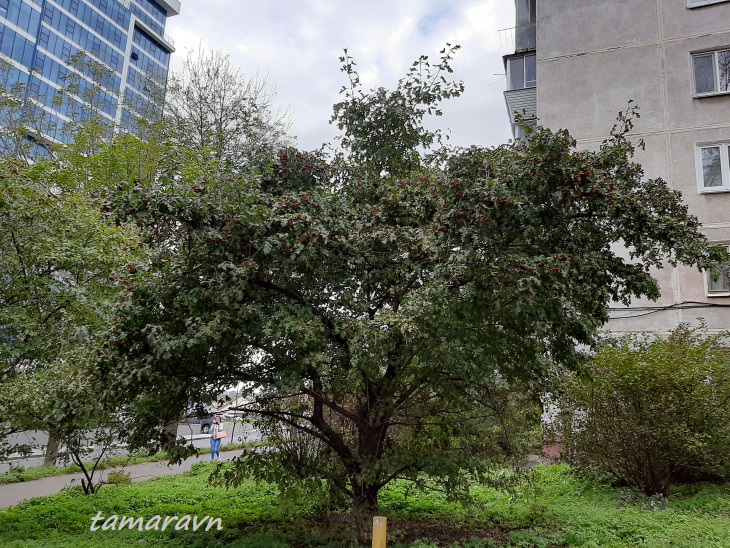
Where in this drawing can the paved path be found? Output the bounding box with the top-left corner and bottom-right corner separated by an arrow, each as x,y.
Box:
0,448 -> 246,510
1,421 -> 258,474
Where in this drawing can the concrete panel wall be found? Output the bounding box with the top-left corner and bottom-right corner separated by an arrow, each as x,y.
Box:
676,262 -> 730,302
534,0 -> 730,335
537,0 -> 659,60
669,128 -> 730,223
608,262 -> 730,334
538,46 -> 665,139
660,0 -> 730,40
663,32 -> 730,129
606,310 -> 683,334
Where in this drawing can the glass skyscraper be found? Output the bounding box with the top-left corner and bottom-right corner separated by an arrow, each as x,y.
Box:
0,0 -> 180,142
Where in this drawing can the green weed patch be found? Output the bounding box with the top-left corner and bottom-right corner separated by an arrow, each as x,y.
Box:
0,464 -> 728,547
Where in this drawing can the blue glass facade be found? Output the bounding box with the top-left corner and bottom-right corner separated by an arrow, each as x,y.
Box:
0,0 -> 180,142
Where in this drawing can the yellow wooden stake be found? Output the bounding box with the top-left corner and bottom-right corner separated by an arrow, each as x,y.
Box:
372,516 -> 387,548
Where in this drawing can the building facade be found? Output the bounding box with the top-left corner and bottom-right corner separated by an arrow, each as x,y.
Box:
0,0 -> 180,143
503,0 -> 730,335
502,0 -> 537,140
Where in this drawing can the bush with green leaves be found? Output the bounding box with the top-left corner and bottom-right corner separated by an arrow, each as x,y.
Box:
103,44 -> 726,543
105,469 -> 132,485
553,325 -> 730,494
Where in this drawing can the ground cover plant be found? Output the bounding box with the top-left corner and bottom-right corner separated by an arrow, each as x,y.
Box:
1,463 -> 729,547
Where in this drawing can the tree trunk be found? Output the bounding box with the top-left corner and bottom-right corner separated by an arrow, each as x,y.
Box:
44,430 -> 61,466
351,482 -> 380,545
350,413 -> 389,543
163,420 -> 179,449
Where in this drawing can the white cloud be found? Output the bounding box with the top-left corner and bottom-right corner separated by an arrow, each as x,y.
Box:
166,0 -> 514,151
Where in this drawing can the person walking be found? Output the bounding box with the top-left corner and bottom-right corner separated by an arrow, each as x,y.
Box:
210,416 -> 225,461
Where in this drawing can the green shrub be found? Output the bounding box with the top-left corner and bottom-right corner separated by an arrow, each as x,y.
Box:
105,469 -> 132,485
552,325 -> 730,495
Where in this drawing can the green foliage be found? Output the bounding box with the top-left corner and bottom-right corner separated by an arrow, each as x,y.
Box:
332,44 -> 464,177
103,47 -> 724,531
0,42 -> 286,473
0,51 -> 160,465
0,467 -> 292,544
0,152 -> 142,461
0,60 -> 52,162
552,325 -> 730,494
104,470 -> 131,485
1,464 -> 730,546
54,52 -> 118,153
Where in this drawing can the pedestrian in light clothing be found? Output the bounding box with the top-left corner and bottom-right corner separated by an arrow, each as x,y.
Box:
210,416 -> 224,461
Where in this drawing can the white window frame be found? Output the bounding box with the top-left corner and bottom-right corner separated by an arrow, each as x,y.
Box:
692,48 -> 730,96
507,54 -> 536,91
705,245 -> 730,297
695,141 -> 730,193
687,0 -> 730,7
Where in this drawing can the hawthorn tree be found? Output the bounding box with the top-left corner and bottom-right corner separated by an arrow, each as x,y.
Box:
102,47 -> 725,536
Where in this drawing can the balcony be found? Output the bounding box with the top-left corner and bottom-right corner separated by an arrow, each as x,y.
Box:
515,22 -> 536,52
156,0 -> 181,16
121,0 -> 180,17
498,27 -> 514,56
498,22 -> 536,55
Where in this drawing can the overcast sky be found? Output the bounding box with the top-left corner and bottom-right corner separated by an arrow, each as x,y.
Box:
165,0 -> 515,152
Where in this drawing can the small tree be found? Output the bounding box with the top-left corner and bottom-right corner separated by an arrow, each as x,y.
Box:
0,51 -> 166,469
163,47 -> 292,173
0,357 -> 122,491
0,144 -> 141,466
552,325 -> 730,495
103,47 -> 726,540
332,45 -> 464,177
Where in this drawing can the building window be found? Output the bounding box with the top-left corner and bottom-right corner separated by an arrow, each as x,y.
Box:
706,246 -> 730,296
508,54 -> 536,90
516,0 -> 536,24
692,49 -> 730,95
687,0 -> 730,7
696,142 -> 730,192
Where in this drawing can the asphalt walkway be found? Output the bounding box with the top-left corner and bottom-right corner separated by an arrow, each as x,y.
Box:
0,448 -> 246,510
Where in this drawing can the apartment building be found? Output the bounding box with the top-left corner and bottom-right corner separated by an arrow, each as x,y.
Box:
0,0 -> 180,143
503,0 -> 730,334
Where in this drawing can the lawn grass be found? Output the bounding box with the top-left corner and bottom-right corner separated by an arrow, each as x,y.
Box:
0,463 -> 728,547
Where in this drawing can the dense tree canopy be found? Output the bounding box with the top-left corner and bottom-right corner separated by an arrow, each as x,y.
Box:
0,53 -> 152,463
102,47 -> 725,533
0,156 -> 140,461
0,44 -> 297,468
